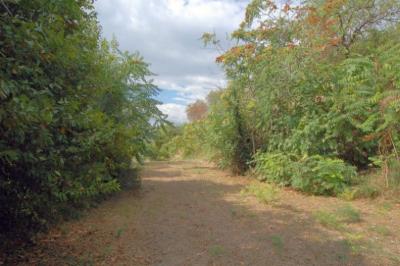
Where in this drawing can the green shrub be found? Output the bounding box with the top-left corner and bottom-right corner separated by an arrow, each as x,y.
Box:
253,153 -> 356,195
291,156 -> 357,196
252,152 -> 297,185
0,0 -> 162,247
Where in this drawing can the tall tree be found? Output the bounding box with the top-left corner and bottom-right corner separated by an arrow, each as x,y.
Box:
186,99 -> 208,122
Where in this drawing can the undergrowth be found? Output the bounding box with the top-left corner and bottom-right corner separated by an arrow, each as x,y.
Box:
241,182 -> 280,204
313,204 -> 361,231
253,153 -> 356,196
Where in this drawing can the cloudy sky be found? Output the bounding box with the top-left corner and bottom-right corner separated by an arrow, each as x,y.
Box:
94,0 -> 247,123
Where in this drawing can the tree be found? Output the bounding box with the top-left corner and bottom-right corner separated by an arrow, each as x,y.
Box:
0,0 -> 163,248
186,0 -> 400,189
186,99 -> 208,122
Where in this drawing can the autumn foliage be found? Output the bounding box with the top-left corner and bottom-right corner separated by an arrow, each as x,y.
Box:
186,100 -> 208,122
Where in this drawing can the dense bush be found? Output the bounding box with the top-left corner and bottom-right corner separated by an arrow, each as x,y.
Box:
173,0 -> 400,195
291,156 -> 357,196
0,0 -> 163,246
252,152 -> 296,186
146,124 -> 182,160
253,153 -> 356,195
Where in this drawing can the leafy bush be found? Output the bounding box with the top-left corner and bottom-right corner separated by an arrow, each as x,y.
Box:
253,153 -> 356,195
291,156 -> 357,196
0,0 -> 163,247
146,124 -> 182,160
252,152 -> 297,186
194,0 -> 400,195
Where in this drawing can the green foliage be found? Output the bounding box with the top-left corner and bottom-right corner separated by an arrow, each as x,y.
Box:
253,153 -> 356,195
252,152 -> 297,185
182,0 -> 400,196
146,124 -> 182,160
291,156 -> 357,196
0,0 -> 163,246
339,184 -> 380,200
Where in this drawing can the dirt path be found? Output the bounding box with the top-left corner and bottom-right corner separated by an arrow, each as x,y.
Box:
15,161 -> 400,265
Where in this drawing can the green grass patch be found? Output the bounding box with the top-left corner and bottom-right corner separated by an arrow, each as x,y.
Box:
342,232 -> 365,254
336,204 -> 361,223
271,235 -> 284,251
241,182 -> 280,204
338,184 -> 380,200
314,204 -> 361,230
115,227 -> 125,238
208,245 -> 224,257
313,211 -> 344,230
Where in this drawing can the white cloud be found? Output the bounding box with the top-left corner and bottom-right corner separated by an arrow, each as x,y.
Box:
94,0 -> 246,123
157,103 -> 188,124
154,74 -> 226,103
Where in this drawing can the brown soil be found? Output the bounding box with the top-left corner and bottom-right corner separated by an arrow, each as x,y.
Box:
8,161 -> 400,265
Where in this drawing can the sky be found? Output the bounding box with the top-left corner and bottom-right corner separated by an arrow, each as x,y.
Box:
94,0 -> 248,124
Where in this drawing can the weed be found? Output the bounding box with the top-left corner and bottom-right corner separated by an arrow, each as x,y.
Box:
388,158 -> 400,188
271,235 -> 284,251
341,232 -> 368,255
115,227 -> 125,238
378,202 -> 393,215
337,253 -> 348,263
354,184 -> 380,199
339,185 -> 380,200
381,202 -> 393,211
338,188 -> 356,201
313,211 -> 344,230
388,254 -> 400,264
336,204 -> 361,223
370,225 -> 391,236
209,245 -> 224,257
241,182 -> 280,204
314,205 -> 361,230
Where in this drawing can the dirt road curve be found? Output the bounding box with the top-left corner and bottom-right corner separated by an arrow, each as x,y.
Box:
15,161 -> 400,265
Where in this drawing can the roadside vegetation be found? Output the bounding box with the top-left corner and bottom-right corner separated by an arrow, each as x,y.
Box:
0,0 -> 163,251
2,0 -> 400,263
155,0 -> 400,200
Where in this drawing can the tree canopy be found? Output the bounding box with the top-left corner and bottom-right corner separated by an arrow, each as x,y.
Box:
161,0 -> 400,195
0,0 -> 163,247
